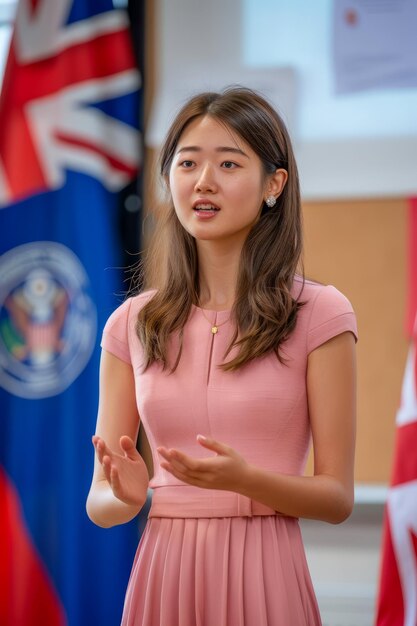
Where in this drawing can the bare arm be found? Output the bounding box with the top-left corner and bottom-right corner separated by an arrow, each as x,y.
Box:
86,350 -> 149,528
158,331 -> 356,524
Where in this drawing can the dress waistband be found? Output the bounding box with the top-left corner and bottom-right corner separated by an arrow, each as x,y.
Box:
148,486 -> 280,519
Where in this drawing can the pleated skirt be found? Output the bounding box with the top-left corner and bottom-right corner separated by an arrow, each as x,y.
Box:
121,515 -> 321,626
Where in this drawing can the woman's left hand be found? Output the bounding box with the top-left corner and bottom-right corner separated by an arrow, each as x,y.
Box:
157,435 -> 249,491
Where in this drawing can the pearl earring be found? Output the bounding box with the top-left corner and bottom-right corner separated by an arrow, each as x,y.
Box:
265,195 -> 276,208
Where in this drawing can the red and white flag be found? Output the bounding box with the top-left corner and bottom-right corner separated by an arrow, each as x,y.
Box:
375,203 -> 417,626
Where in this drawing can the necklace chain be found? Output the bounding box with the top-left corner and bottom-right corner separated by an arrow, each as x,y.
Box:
197,301 -> 230,335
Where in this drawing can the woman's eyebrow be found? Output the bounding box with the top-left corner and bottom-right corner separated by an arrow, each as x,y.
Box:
176,146 -> 249,158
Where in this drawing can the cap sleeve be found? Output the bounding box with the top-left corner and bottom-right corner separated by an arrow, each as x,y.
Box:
307,285 -> 358,354
101,298 -> 133,364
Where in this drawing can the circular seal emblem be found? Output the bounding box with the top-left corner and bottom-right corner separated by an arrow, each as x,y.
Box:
0,241 -> 97,399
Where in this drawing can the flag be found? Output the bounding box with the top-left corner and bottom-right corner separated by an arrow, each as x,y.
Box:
0,1 -> 143,624
375,199 -> 417,626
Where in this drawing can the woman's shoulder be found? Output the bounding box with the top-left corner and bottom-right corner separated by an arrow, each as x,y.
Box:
100,290 -> 156,362
102,289 -> 155,333
125,289 -> 157,315
292,275 -> 354,314
291,275 -> 357,352
110,289 -> 156,317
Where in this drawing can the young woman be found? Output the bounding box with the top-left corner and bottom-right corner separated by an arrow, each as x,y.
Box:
87,86 -> 357,625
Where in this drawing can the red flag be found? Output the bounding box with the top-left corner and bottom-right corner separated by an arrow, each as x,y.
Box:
0,468 -> 65,625
375,332 -> 417,625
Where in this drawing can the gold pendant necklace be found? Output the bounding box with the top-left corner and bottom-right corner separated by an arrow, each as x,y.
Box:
197,301 -> 230,335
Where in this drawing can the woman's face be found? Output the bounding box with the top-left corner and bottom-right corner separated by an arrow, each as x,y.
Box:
168,115 -> 271,247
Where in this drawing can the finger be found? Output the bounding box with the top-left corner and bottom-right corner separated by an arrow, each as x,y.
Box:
158,447 -> 200,472
159,454 -> 198,477
92,435 -> 102,455
157,447 -> 186,466
102,454 -> 112,483
161,463 -> 215,490
196,434 -> 229,455
159,461 -> 174,474
156,446 -> 170,460
160,460 -> 185,480
119,435 -> 139,460
93,437 -> 113,464
109,464 -> 121,494
160,462 -> 199,485
159,453 -> 190,475
171,449 -> 201,470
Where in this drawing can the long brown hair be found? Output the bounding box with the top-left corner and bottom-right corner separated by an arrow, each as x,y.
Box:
136,86 -> 304,371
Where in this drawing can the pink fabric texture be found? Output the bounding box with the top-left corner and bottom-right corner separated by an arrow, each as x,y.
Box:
101,276 -> 358,625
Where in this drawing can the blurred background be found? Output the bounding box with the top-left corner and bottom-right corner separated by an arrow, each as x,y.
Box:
1,1 -> 416,625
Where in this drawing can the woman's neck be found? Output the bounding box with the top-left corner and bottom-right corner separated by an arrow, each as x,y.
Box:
197,241 -> 241,311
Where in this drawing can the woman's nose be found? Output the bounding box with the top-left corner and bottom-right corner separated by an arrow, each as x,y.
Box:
194,164 -> 217,193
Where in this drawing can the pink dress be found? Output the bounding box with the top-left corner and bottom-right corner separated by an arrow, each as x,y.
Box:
101,276 -> 358,626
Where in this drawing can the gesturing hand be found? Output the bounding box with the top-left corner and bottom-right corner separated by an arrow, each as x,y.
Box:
92,435 -> 149,507
157,435 -> 249,492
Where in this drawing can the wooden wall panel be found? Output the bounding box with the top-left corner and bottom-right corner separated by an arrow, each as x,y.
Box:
302,198 -> 408,483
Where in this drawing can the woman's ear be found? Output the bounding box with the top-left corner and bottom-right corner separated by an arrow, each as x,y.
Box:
265,168 -> 288,200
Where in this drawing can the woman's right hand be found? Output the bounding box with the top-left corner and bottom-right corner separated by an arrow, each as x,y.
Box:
93,434 -> 149,507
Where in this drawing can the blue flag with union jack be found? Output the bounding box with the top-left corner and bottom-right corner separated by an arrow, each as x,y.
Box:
0,1 -> 142,624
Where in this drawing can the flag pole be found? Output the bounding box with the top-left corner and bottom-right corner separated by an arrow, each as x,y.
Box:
119,0 -> 145,288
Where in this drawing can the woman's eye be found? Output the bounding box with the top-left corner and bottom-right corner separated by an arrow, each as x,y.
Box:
222,161 -> 238,169
180,160 -> 194,168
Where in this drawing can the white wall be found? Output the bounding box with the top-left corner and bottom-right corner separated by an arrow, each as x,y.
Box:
148,0 -> 417,200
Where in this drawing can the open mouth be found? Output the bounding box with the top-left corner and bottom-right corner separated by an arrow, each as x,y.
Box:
193,204 -> 220,213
